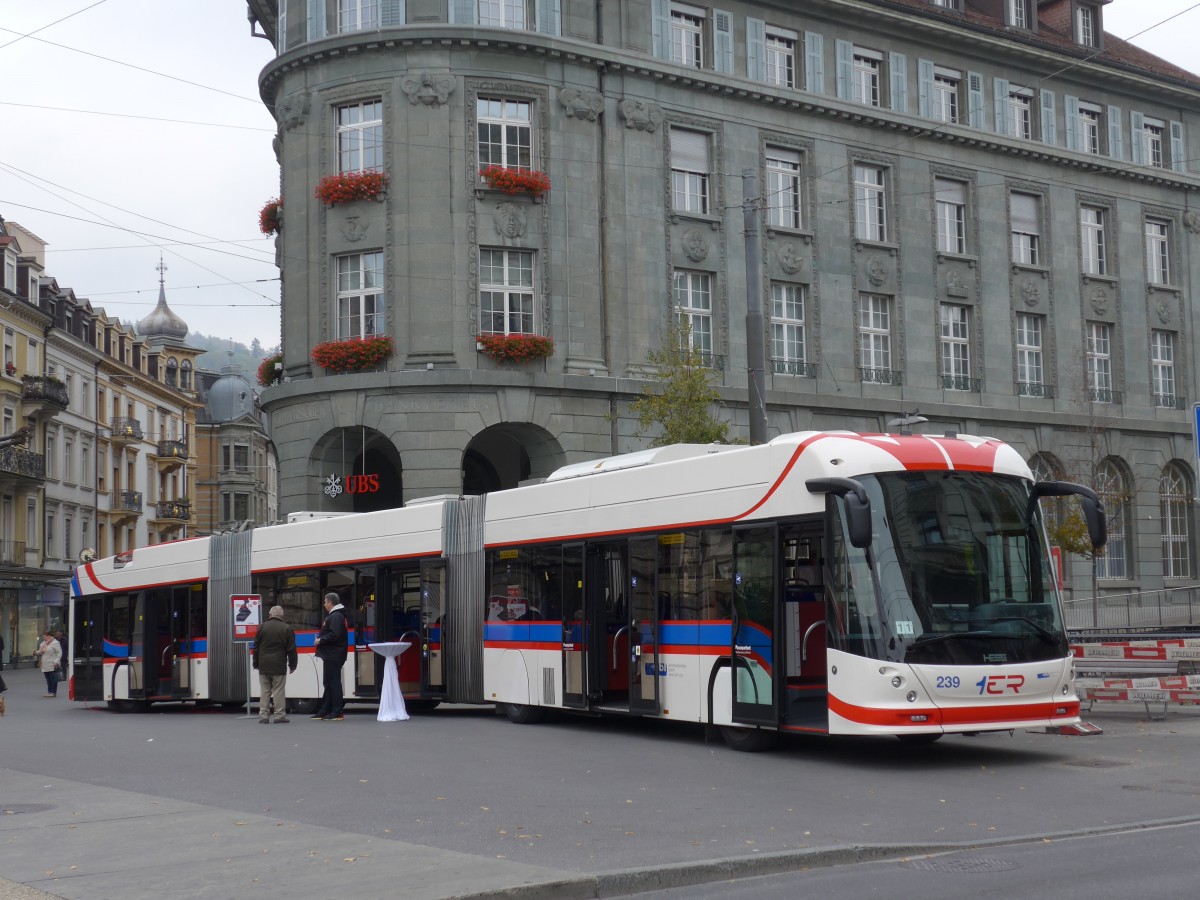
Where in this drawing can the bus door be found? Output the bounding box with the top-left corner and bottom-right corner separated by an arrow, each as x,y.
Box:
731,525 -> 778,726
70,595 -> 104,701
781,525 -> 828,729
355,568 -> 384,697
628,537 -> 660,715
561,543 -> 587,709
586,543 -> 628,707
166,586 -> 195,697
419,558 -> 448,699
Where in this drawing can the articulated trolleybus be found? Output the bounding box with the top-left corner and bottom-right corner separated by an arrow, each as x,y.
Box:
70,429 -> 1104,747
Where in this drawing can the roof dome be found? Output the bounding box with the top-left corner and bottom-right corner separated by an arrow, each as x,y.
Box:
137,261 -> 189,342
207,370 -> 255,422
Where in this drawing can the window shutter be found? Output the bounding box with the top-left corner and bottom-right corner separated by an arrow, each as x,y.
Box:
746,17 -> 766,82
307,0 -> 326,41
536,0 -> 561,36
380,0 -> 404,27
672,129 -> 710,172
1011,193 -> 1039,235
967,72 -> 984,128
804,32 -> 825,94
1170,120 -> 1185,172
889,52 -> 908,113
651,0 -> 670,60
1039,89 -> 1057,145
713,10 -> 734,74
917,58 -> 934,118
935,178 -> 965,205
1130,111 -> 1145,165
1064,95 -> 1079,151
1106,105 -> 1122,160
449,0 -> 476,25
993,77 -> 1010,136
835,40 -> 853,100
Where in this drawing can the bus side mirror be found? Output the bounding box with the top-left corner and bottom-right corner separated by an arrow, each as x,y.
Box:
806,477 -> 873,550
1030,481 -> 1107,549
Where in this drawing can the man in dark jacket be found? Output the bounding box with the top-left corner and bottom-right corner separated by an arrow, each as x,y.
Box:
252,605 -> 297,723
311,592 -> 349,721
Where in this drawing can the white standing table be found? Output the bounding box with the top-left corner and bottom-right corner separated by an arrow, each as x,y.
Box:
367,641 -> 411,721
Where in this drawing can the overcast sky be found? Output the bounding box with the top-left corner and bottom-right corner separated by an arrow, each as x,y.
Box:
2,1 -> 1197,351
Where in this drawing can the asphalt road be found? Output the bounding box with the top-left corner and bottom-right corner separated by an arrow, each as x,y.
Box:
2,664 -> 1199,898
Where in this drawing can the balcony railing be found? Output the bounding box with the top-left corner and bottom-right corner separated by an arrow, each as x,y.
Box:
20,376 -> 69,409
772,359 -> 817,377
1088,388 -> 1123,404
156,438 -> 188,459
0,447 -> 45,481
1018,381 -> 1055,399
154,499 -> 191,521
941,374 -> 982,392
860,367 -> 902,386
1154,394 -> 1187,410
110,417 -> 144,442
112,490 -> 144,516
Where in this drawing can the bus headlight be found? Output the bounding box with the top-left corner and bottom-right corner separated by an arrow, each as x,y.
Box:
906,691 -> 918,703
1062,685 -> 1069,695
891,676 -> 903,688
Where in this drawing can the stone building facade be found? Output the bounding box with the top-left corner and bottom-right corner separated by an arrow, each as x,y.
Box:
245,0 -> 1200,599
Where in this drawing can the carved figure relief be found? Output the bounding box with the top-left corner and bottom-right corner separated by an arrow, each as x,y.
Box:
341,216 -> 368,243
1021,279 -> 1041,306
1090,287 -> 1110,315
683,228 -> 709,262
493,202 -> 527,239
1156,295 -> 1173,324
619,99 -> 662,132
1184,210 -> 1200,235
275,93 -> 309,131
401,73 -> 456,107
868,258 -> 890,287
777,242 -> 802,275
560,88 -> 604,121
945,268 -> 969,298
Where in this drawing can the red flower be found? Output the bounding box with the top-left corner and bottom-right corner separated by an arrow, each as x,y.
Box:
477,333 -> 554,363
257,353 -> 283,387
314,171 -> 390,206
479,165 -> 551,198
312,336 -> 394,373
259,198 -> 282,235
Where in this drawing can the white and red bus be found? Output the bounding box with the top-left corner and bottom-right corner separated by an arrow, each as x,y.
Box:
70,430 -> 1104,747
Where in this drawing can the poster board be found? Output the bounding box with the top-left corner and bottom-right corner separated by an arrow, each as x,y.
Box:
231,594 -> 262,643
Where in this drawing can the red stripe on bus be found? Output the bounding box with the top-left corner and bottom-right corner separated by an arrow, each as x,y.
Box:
80,563 -> 207,595
829,693 -> 1079,727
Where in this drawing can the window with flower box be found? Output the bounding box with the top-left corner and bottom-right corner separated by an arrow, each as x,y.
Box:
479,249 -> 535,335
336,251 -> 384,339
337,99 -> 383,174
477,97 -> 533,173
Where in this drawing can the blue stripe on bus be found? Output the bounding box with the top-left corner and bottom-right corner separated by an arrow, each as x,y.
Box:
103,639 -> 129,658
483,621 -> 741,647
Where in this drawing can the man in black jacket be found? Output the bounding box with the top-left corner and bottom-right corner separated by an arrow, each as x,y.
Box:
252,606 -> 297,723
312,592 -> 350,721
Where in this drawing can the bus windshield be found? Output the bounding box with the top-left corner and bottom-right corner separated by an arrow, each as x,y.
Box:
826,470 -> 1068,665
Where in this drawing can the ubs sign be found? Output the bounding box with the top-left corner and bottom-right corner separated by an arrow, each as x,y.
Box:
323,473 -> 380,498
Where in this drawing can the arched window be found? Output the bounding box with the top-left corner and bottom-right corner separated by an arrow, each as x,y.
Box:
180,359 -> 193,390
1160,464 -> 1193,579
1095,459 -> 1129,580
165,357 -> 178,388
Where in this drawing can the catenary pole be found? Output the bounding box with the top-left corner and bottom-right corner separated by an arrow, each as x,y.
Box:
743,169 -> 768,445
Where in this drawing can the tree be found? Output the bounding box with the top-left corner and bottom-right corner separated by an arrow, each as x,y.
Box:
628,316 -> 739,447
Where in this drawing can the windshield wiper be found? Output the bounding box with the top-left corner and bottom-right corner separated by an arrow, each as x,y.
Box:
906,631 -> 996,649
974,616 -> 1061,645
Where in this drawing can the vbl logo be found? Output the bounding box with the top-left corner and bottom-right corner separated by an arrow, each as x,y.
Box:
976,674 -> 1024,695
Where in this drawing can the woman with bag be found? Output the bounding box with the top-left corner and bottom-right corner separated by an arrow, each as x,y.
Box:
35,631 -> 62,698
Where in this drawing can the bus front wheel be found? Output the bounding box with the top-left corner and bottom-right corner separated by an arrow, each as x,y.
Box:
503,703 -> 546,724
719,725 -> 778,752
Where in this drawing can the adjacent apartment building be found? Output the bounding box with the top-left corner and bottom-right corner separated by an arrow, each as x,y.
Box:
244,0 -> 1200,600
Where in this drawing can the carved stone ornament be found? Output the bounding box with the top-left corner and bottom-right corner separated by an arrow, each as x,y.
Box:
400,73 -> 456,107
492,202 -> 527,239
867,258 -> 890,287
1156,295 -> 1173,324
341,215 -> 368,243
1090,287 -> 1109,315
275,93 -> 309,131
1184,210 -> 1200,235
618,99 -> 662,132
683,228 -> 708,262
1021,278 -> 1041,306
778,242 -> 802,274
945,267 -> 969,298
560,88 -> 604,122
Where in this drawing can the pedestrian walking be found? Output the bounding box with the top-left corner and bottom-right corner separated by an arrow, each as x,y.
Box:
35,631 -> 63,698
252,605 -> 297,723
311,592 -> 349,721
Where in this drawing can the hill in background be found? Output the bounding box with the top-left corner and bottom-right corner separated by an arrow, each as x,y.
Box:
191,333 -> 280,380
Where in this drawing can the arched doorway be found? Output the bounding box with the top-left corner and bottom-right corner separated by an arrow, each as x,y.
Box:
462,423 -> 565,495
310,428 -> 403,512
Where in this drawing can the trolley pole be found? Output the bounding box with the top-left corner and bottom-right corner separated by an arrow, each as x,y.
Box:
743,170 -> 768,445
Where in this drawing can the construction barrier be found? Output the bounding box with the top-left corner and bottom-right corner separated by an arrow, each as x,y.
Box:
1073,639 -> 1200,720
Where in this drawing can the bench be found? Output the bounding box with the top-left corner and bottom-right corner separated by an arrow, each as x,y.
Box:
1072,640 -> 1200,721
